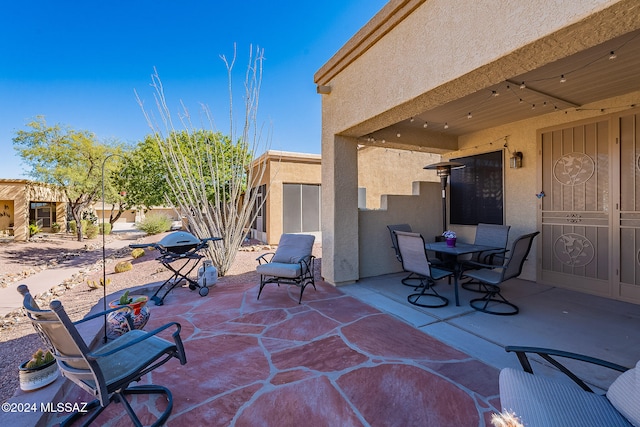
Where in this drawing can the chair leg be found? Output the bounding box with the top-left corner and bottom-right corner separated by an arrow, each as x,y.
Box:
401,272 -> 424,288
470,289 -> 519,315
61,385 -> 173,427
407,279 -> 449,308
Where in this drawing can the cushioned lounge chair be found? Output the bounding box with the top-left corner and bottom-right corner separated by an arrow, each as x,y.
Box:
500,346 -> 637,427
256,233 -> 316,303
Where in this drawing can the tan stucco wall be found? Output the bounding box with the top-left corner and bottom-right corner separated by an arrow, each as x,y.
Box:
251,151 -> 322,245
317,0 -> 640,285
358,147 -> 440,209
359,181 -> 442,278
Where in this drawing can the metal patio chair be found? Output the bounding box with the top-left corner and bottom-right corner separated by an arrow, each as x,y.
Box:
18,285 -> 187,427
499,345 -> 636,426
462,231 -> 539,315
256,233 -> 316,303
395,230 -> 452,308
461,223 -> 511,293
387,224 -> 423,287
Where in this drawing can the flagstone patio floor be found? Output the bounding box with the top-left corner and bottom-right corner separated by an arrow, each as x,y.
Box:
38,278 -> 501,426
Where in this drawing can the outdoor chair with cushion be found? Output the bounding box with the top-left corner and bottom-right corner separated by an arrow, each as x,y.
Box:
395,230 -> 452,308
256,233 -> 316,303
461,223 -> 510,293
18,284 -> 187,427
387,224 -> 423,287
462,231 -> 539,315
499,345 -> 637,427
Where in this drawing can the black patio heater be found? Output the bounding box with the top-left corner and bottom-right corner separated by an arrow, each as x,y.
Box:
423,161 -> 465,233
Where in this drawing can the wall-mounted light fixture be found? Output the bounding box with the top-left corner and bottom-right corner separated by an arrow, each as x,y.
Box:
510,151 -> 523,169
316,85 -> 332,95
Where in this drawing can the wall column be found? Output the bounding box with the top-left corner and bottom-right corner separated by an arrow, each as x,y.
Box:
321,135 -> 359,285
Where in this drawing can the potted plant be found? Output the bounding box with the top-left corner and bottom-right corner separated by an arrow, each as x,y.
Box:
51,222 -> 61,233
19,349 -> 59,391
106,290 -> 150,339
442,230 -> 457,247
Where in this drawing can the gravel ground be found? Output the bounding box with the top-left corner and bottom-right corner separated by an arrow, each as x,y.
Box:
0,231 -> 313,404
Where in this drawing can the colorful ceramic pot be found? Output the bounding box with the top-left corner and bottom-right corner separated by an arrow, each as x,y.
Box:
106,295 -> 150,340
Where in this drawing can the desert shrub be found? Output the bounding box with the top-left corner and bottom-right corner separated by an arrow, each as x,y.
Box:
29,222 -> 41,237
136,214 -> 172,235
86,224 -> 99,239
99,223 -> 112,235
114,260 -> 133,273
131,248 -> 145,259
68,220 -> 89,235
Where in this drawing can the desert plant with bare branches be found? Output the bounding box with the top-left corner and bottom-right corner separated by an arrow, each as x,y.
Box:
136,45 -> 270,276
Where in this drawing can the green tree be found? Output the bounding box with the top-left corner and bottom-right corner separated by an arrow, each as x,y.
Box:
13,116 -> 123,241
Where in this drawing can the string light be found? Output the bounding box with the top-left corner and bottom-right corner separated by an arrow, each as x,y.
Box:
423,122 -> 428,128
609,51 -> 617,60
444,123 -> 449,129
467,112 -> 472,119
492,90 -> 499,97
520,82 -> 526,89
560,74 -> 566,83
396,133 -> 401,138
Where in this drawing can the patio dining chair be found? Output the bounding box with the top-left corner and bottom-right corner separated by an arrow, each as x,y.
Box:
462,231 -> 539,315
387,224 -> 422,287
18,285 -> 187,427
395,230 -> 452,308
256,233 -> 316,303
461,223 -> 510,293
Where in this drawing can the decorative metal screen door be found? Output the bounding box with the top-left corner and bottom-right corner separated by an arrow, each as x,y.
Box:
618,111 -> 640,302
539,119 -> 611,297
540,111 -> 640,304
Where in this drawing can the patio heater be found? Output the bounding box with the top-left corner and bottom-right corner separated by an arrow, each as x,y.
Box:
424,161 -> 465,233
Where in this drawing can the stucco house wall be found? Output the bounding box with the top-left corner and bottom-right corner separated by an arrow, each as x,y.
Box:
315,0 -> 640,287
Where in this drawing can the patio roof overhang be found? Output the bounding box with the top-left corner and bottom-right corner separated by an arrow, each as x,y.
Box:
315,0 -> 640,154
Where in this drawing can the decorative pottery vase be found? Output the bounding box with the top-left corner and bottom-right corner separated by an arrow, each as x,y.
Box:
106,295 -> 150,340
446,237 -> 456,247
19,359 -> 59,391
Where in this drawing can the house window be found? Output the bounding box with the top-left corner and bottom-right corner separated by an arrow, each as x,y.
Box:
252,185 -> 266,233
29,202 -> 57,228
283,184 -> 321,233
450,151 -> 504,225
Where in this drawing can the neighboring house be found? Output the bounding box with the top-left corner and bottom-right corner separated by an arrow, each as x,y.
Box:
94,204 -> 182,229
315,0 -> 640,305
249,151 -> 322,245
247,148 -> 440,245
0,179 -> 66,241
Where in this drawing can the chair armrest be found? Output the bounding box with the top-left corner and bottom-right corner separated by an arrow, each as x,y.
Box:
505,345 -> 629,393
74,305 -> 134,324
88,322 -> 184,359
480,249 -> 508,265
256,252 -> 275,264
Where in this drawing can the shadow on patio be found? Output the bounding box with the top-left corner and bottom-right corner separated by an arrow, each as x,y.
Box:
35,268 -> 502,426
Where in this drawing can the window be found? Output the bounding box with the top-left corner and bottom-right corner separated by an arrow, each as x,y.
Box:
283,184 -> 321,233
450,151 -> 504,225
29,202 -> 57,228
252,185 -> 266,232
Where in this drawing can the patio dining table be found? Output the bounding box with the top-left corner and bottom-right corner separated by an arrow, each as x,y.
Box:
425,241 -> 502,306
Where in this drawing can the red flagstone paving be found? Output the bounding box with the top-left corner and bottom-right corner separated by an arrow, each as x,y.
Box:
44,279 -> 500,426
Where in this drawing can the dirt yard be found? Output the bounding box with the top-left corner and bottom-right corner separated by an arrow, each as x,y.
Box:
0,231 -> 294,404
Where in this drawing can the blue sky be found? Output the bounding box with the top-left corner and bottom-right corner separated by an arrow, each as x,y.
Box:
0,1 -> 387,178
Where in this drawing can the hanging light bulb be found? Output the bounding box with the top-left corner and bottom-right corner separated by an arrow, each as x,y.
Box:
410,117 -> 415,122
560,74 -> 566,83
532,104 -> 536,110
492,90 -> 499,97
423,122 -> 428,128
396,133 -> 401,138
467,112 -> 472,119
609,51 -> 617,60
519,98 -> 524,104
520,82 -> 526,89
444,123 -> 449,129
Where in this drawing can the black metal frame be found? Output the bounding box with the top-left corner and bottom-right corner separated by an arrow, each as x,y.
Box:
505,345 -> 629,393
18,285 -> 187,427
131,237 -> 221,305
256,253 -> 316,304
